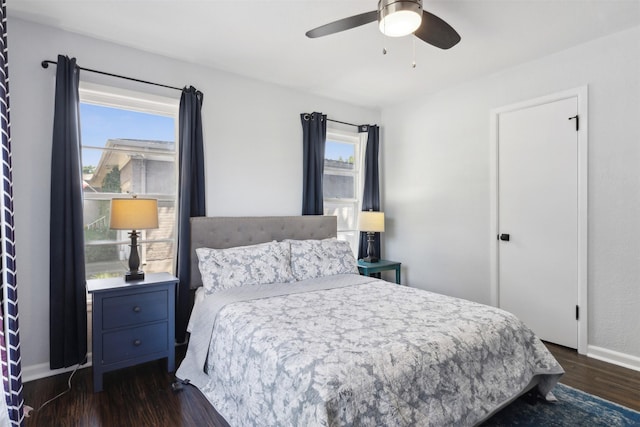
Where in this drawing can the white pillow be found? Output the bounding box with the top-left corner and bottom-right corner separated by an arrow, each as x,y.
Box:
196,241 -> 294,293
286,238 -> 358,281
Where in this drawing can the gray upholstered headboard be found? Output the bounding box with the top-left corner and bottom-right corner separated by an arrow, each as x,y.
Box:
189,216 -> 338,289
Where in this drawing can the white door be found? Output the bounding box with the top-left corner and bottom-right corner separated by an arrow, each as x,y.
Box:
497,96 -> 579,349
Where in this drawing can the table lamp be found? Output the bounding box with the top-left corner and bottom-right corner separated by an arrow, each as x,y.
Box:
110,196 -> 159,281
359,211 -> 385,263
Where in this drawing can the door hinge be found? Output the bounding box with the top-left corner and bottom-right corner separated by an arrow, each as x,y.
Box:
569,115 -> 579,131
576,305 -> 579,320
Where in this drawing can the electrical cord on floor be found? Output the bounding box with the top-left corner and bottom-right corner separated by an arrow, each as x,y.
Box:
24,354 -> 87,418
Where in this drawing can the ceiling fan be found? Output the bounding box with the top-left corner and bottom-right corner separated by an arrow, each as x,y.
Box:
305,0 -> 461,50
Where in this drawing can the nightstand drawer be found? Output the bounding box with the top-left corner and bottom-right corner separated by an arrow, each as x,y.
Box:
102,290 -> 168,329
102,322 -> 168,364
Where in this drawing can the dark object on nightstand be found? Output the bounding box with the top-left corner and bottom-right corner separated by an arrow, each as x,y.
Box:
87,272 -> 178,392
358,259 -> 402,284
363,232 -> 379,263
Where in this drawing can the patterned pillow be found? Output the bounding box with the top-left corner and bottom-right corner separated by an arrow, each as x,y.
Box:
287,238 -> 358,281
196,241 -> 294,293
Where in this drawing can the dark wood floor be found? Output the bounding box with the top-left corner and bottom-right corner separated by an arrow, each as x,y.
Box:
544,342 -> 640,411
23,345 -> 228,427
23,343 -> 640,426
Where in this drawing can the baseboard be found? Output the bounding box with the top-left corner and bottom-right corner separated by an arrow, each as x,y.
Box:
22,354 -> 93,383
587,345 -> 640,372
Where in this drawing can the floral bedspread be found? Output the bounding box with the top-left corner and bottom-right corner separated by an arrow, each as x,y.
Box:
176,274 -> 563,426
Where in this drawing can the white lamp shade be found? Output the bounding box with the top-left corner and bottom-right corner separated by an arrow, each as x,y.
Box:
379,1 -> 422,37
359,211 -> 385,232
110,198 -> 159,230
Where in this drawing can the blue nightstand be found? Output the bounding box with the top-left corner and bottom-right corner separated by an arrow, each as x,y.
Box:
87,272 -> 177,392
358,259 -> 402,284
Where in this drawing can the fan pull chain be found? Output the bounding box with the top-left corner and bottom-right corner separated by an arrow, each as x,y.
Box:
412,37 -> 417,68
382,19 -> 387,55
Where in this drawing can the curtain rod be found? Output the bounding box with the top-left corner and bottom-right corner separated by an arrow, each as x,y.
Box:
302,113 -> 362,129
41,59 -> 183,92
327,118 -> 360,128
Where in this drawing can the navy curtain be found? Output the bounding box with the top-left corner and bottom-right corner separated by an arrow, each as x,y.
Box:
49,55 -> 87,369
300,112 -> 326,215
175,86 -> 205,343
358,125 -> 381,260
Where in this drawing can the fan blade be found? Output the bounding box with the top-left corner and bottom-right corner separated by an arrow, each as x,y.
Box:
414,10 -> 461,49
306,10 -> 378,38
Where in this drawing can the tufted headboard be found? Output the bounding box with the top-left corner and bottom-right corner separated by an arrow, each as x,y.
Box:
189,216 -> 338,289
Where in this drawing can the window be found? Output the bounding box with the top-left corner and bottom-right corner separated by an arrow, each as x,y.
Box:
80,83 -> 179,280
323,129 -> 364,254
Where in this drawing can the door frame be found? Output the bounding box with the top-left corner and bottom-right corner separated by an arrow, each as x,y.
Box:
489,86 -> 588,354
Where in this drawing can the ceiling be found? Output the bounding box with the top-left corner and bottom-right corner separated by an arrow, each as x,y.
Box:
8,1 -> 640,109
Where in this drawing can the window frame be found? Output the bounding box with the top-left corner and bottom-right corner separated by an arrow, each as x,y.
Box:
323,127 -> 364,254
79,82 -> 180,279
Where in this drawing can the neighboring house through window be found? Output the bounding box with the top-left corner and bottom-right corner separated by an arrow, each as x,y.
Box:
80,83 -> 179,279
323,128 -> 365,255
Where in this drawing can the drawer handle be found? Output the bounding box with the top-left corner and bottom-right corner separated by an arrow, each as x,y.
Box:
133,339 -> 141,346
133,306 -> 141,313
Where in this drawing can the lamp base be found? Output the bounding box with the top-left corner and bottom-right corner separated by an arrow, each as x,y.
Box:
125,270 -> 145,282
364,231 -> 379,263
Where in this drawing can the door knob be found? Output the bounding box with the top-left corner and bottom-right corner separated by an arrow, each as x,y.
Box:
499,233 -> 510,241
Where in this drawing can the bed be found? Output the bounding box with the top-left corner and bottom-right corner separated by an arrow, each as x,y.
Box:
176,216 -> 564,426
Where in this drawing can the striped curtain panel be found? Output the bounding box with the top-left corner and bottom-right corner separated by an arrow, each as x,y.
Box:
0,1 -> 25,425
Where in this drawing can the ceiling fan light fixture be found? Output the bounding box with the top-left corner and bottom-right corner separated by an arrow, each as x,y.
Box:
378,0 -> 423,37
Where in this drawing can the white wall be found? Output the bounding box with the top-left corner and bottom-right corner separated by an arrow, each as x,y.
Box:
382,26 -> 640,363
8,17 -> 380,375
